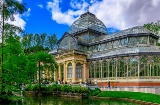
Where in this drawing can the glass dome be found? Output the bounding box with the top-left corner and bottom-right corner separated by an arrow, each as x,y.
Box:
68,12 -> 108,34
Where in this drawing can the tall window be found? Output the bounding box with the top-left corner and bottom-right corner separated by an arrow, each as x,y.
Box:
76,63 -> 82,78
67,63 -> 72,78
89,62 -> 94,78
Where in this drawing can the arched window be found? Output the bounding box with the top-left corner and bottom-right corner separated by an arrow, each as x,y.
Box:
76,63 -> 82,78
67,63 -> 72,78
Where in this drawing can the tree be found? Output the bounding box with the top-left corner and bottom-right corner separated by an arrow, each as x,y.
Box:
21,33 -> 58,54
144,21 -> 160,35
0,0 -> 26,99
34,51 -> 57,95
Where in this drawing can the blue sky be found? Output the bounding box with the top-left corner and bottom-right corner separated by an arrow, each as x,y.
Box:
15,0 -> 160,40
22,0 -> 70,39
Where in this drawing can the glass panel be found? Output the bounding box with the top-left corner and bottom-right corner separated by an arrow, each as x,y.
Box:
128,37 -> 137,46
59,36 -> 77,50
107,42 -> 112,49
93,45 -> 98,52
68,13 -> 107,34
102,61 -> 108,78
149,37 -> 154,45
76,63 -> 82,78
139,37 -> 148,44
95,62 -> 100,78
98,44 -> 105,51
78,45 -> 83,52
120,38 -> 127,46
67,63 -> 72,78
113,40 -> 119,48
89,62 -> 94,78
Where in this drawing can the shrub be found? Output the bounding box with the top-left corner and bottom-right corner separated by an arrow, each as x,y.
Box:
61,85 -> 70,92
41,85 -> 47,91
88,88 -> 101,96
81,87 -> 88,93
24,84 -> 32,91
24,84 -> 39,91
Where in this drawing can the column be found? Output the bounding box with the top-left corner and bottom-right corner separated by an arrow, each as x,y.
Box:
138,59 -> 140,78
54,69 -> 58,82
115,59 -> 117,80
126,58 -> 129,79
108,61 -> 110,80
72,60 -> 76,83
127,64 -> 128,78
63,62 -> 66,82
150,63 -> 151,77
83,62 -> 87,83
93,61 -> 96,78
100,60 -> 103,79
58,65 -> 61,81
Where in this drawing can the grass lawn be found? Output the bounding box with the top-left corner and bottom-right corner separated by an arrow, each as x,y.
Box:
97,91 -> 160,104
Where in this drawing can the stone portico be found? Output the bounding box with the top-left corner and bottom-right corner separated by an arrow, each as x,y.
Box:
54,50 -> 88,83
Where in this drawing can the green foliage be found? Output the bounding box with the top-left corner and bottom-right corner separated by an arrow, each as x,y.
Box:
88,88 -> 101,96
3,0 -> 26,21
98,91 -> 160,104
81,87 -> 89,93
144,21 -> 160,35
41,85 -> 47,91
24,84 -> 39,91
25,84 -> 89,95
61,85 -> 71,92
21,33 -> 57,54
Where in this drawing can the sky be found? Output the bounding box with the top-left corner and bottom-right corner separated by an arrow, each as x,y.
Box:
10,0 -> 160,40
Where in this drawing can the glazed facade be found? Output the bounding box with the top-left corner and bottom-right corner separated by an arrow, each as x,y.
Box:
50,11 -> 160,84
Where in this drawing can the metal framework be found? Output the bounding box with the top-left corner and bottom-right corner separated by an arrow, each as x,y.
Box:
50,11 -> 160,82
68,11 -> 108,34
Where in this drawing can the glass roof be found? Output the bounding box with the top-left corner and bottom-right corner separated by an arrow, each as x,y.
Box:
89,46 -> 160,59
90,26 -> 154,43
68,12 -> 108,34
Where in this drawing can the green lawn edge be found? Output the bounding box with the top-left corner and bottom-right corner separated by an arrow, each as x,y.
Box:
97,91 -> 160,104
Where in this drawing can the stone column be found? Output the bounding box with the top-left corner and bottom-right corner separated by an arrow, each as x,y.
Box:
114,59 -> 118,80
100,60 -> 103,79
93,61 -> 96,78
150,63 -> 152,78
72,60 -> 76,83
138,58 -> 140,78
63,62 -> 66,82
83,62 -> 87,83
108,60 -> 110,80
54,69 -> 58,82
125,57 -> 129,79
58,65 -> 61,81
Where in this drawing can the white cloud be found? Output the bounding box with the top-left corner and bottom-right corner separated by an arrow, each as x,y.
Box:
23,8 -> 31,17
6,14 -> 26,30
16,0 -> 22,3
47,0 -> 160,30
38,4 -> 44,9
47,0 -> 87,25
